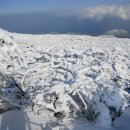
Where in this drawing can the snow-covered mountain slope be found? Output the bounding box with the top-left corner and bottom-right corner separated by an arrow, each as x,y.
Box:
0,28 -> 130,130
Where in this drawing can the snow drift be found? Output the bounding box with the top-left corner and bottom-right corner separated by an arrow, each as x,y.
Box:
0,28 -> 130,129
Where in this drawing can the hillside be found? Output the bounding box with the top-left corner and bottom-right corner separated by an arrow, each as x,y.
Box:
0,28 -> 130,130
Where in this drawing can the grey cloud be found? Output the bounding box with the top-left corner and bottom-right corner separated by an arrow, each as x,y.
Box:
78,5 -> 130,21
49,5 -> 130,21
105,29 -> 130,38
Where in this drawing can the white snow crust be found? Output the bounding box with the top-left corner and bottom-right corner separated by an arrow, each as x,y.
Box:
0,28 -> 130,130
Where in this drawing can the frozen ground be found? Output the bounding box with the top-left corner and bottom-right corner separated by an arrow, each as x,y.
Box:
0,28 -> 130,130
0,107 -> 130,130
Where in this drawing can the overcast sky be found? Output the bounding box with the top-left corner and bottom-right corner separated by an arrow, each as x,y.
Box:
0,0 -> 130,37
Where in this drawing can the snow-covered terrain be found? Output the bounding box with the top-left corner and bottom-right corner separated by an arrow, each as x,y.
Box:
0,28 -> 130,130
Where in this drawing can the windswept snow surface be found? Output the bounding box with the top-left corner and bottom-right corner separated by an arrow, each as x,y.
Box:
0,28 -> 130,130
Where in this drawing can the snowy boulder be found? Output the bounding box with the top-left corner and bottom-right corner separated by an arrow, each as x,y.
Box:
0,72 -> 30,109
0,28 -> 17,59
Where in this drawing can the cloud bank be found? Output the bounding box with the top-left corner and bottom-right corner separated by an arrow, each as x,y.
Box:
105,29 -> 130,38
78,5 -> 130,21
42,5 -> 130,21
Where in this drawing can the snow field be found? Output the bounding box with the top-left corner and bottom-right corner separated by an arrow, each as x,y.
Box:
0,28 -> 130,129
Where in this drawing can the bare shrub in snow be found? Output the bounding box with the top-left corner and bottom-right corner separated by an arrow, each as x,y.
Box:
0,71 -> 30,113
